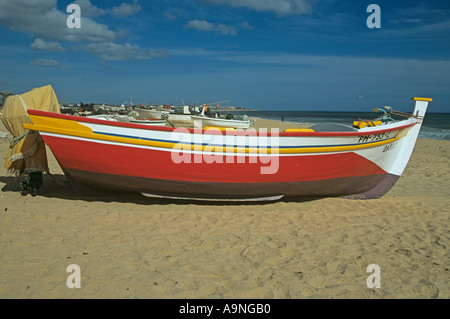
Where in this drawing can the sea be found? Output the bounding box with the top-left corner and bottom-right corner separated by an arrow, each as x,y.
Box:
228,110 -> 450,141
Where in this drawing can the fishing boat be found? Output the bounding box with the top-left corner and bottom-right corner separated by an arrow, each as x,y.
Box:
137,105 -> 195,122
191,115 -> 251,129
87,114 -> 167,126
19,96 -> 432,201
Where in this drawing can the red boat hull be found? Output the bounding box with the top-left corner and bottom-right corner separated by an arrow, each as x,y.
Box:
43,134 -> 391,199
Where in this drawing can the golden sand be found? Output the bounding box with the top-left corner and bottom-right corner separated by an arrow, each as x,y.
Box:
0,119 -> 448,298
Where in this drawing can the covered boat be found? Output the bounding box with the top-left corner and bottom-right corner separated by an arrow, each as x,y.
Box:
21,97 -> 431,201
137,105 -> 194,122
1,85 -> 60,176
191,115 -> 251,129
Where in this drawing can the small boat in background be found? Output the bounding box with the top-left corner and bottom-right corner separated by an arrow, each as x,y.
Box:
87,114 -> 166,126
137,105 -> 196,122
190,115 -> 251,129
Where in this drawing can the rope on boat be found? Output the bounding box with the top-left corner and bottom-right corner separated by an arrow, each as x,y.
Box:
390,110 -> 425,120
354,105 -> 423,129
9,129 -> 30,148
375,106 -> 424,120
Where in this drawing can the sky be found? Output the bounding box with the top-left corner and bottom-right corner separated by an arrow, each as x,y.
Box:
0,0 -> 449,112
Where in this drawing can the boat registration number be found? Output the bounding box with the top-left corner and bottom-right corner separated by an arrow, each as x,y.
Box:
357,132 -> 392,144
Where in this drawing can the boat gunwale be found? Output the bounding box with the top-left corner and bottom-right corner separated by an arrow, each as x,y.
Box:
26,109 -> 417,137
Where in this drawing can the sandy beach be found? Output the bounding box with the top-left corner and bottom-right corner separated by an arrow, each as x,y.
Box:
0,118 -> 448,299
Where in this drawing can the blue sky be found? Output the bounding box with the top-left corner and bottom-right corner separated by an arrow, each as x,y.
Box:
0,0 -> 449,112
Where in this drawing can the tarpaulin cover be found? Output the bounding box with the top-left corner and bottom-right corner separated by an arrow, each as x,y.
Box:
1,85 -> 60,175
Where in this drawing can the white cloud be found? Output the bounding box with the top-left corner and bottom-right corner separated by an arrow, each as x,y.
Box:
84,42 -> 170,61
73,0 -> 142,18
199,0 -> 313,16
30,38 -> 64,51
0,0 -> 120,43
30,58 -> 60,66
111,0 -> 142,17
73,0 -> 106,17
381,20 -> 450,39
384,5 -> 450,39
238,21 -> 253,30
0,0 -> 163,61
185,19 -> 238,36
165,13 -> 176,21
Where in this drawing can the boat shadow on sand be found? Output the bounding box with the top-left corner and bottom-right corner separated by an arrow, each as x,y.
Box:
0,174 -> 321,206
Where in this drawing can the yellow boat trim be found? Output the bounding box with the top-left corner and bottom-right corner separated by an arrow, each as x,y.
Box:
412,97 -> 433,102
203,126 -> 236,132
24,114 -> 407,155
